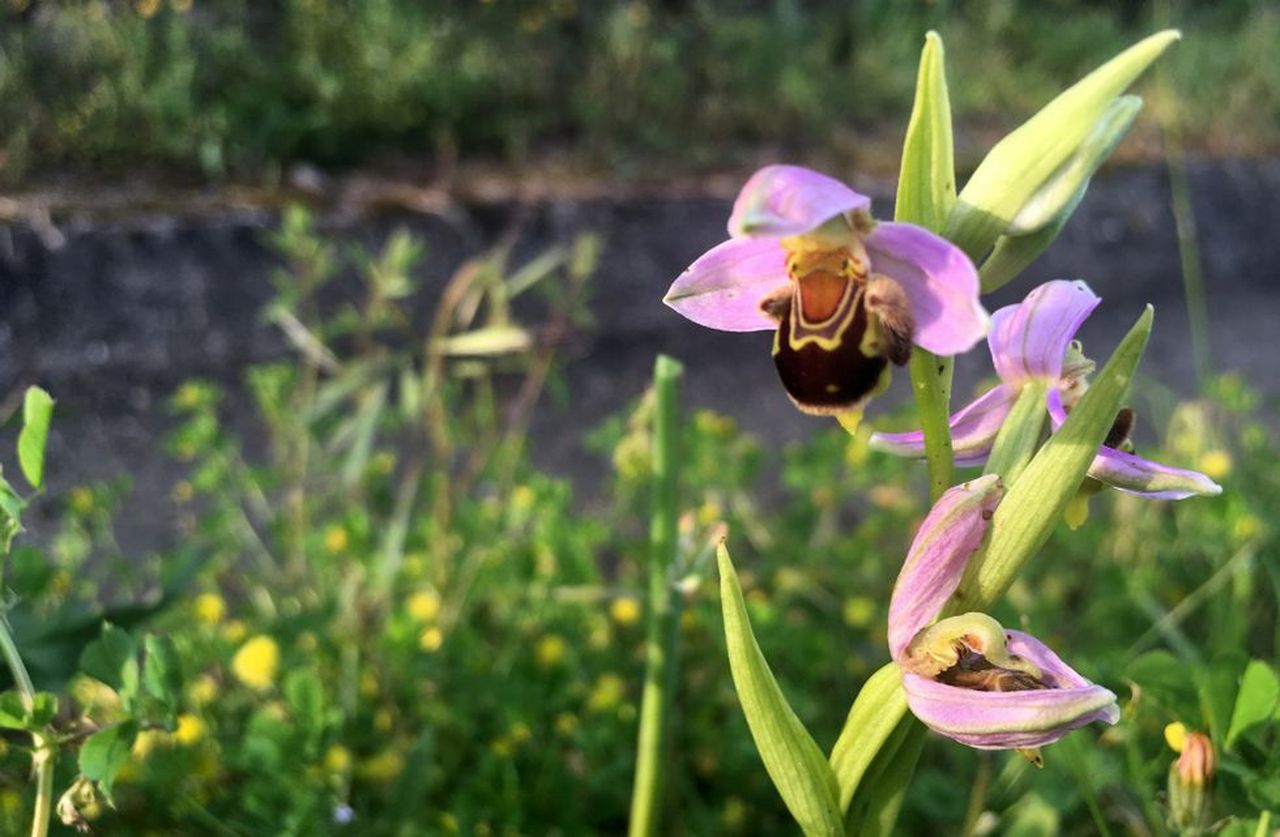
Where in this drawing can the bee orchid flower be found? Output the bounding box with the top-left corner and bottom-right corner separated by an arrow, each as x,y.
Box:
664,165 -> 988,416
872,280 -> 1222,499
889,475 -> 1120,749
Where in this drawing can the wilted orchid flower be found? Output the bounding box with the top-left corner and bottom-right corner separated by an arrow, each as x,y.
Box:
664,165 -> 988,415
872,280 -> 1222,499
889,475 -> 1119,749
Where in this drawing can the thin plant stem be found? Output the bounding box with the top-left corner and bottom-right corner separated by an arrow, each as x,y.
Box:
960,753 -> 992,837
628,355 -> 684,837
908,350 -> 955,502
0,615 -> 52,837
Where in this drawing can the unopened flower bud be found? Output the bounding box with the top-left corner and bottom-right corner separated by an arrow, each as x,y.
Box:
1167,729 -> 1215,834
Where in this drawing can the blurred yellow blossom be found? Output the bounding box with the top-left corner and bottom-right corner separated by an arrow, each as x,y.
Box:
609,597 -> 642,627
509,721 -> 532,745
296,631 -> 317,652
511,485 -> 535,512
374,707 -> 394,733
324,526 -> 349,553
188,675 -> 219,708
1234,514 -> 1262,541
69,487 -> 94,515
221,620 -> 247,644
407,589 -> 442,623
174,713 -> 207,746
135,0 -> 161,19
1197,449 -> 1232,481
842,596 -> 877,628
696,500 -> 722,527
359,749 -> 404,783
774,567 -> 808,596
194,593 -> 225,625
359,670 -> 379,698
419,627 -> 445,653
171,0 -> 193,12
535,634 -> 568,668
554,712 -> 579,736
171,480 -> 194,503
722,796 -> 749,830
231,635 -> 280,691
0,788 -> 21,819
490,737 -> 514,758
1165,721 -> 1188,753
132,729 -> 167,759
324,744 -> 352,774
588,674 -> 625,712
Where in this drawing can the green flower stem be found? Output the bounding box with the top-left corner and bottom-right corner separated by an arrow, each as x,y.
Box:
908,351 -> 955,502
0,616 -> 52,837
628,355 -> 684,837
982,382 -> 1048,486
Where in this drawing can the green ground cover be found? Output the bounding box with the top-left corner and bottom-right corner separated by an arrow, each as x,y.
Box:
2,0 -> 1279,184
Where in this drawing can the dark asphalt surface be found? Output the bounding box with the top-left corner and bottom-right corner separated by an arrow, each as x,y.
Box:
0,159 -> 1277,553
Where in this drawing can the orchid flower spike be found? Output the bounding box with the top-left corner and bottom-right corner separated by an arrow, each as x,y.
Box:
872,280 -> 1223,499
664,165 -> 988,416
889,475 -> 1120,750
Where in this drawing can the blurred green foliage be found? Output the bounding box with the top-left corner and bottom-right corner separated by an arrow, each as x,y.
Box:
2,0 -> 1279,183
0,213 -> 1272,833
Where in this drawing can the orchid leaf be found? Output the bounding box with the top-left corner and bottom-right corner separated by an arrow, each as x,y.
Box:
979,96 -> 1144,292
895,31 -> 956,232
1226,660 -> 1280,750
828,662 -> 910,812
17,387 -> 54,491
958,306 -> 1153,608
718,543 -> 842,837
947,30 -> 1178,262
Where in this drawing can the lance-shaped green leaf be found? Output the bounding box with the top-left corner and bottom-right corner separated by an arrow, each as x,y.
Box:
983,381 -> 1049,486
896,31 -> 956,232
954,306 -> 1153,608
947,31 -> 1178,261
843,719 -> 927,837
897,30 -> 959,502
979,96 -> 1144,292
718,544 -> 842,836
828,662 -> 909,812
18,387 -> 54,491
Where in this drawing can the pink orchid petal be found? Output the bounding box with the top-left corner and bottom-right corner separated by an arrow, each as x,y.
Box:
989,280 -> 1101,384
1044,391 -> 1222,499
887,475 -> 1005,660
727,165 -> 871,238
1088,446 -> 1223,499
663,238 -> 789,332
864,223 -> 988,356
902,630 -> 1118,750
872,384 -> 1020,467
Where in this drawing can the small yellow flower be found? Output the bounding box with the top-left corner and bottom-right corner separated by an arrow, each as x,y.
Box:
1233,514 -> 1262,542
358,749 -> 404,784
371,451 -> 396,475
419,627 -> 445,653
696,500 -> 722,527
774,567 -> 808,596
324,744 -> 352,774
221,620 -> 247,644
324,526 -> 349,553
511,485 -> 535,512
1165,721 -> 1188,753
721,796 -> 749,830
842,596 -> 876,629
174,713 -> 207,746
535,634 -> 567,668
132,729 -> 167,759
489,737 -> 514,758
0,787 -> 23,819
231,635 -> 280,691
188,675 -> 219,708
359,670 -> 379,698
554,712 -> 579,737
135,0 -> 161,17
588,674 -> 626,712
509,722 -> 532,745
406,590 -> 442,623
609,597 -> 642,627
69,487 -> 94,515
1197,449 -> 1232,481
374,707 -> 394,733
194,593 -> 225,625
171,480 -> 195,503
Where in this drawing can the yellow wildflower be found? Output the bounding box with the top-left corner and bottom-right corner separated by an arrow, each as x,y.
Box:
324,745 -> 352,774
359,749 -> 404,784
509,722 -> 532,745
588,674 -> 626,712
406,590 -> 442,623
69,487 -> 94,515
188,675 -> 219,708
324,526 -> 349,553
374,707 -> 394,733
842,596 -> 876,628
554,712 -> 579,737
221,620 -> 247,644
1165,721 -> 1188,753
231,635 -> 280,691
535,634 -> 567,668
419,627 -> 444,653
171,480 -> 195,503
132,729 -> 167,759
609,598 -> 642,627
1197,449 -> 1232,481
194,593 -> 225,625
174,713 -> 207,746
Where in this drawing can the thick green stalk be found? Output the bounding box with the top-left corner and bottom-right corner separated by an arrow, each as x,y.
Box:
628,356 -> 684,837
0,617 -> 52,837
